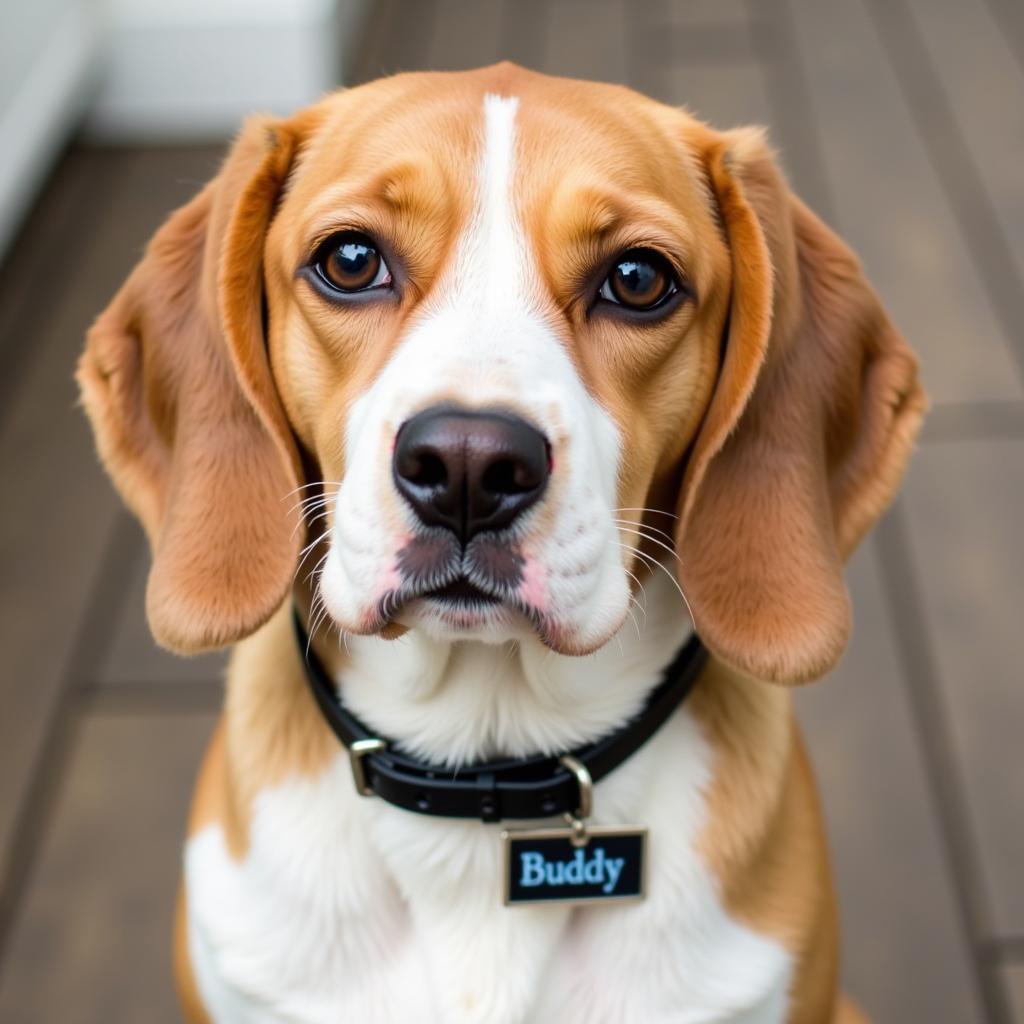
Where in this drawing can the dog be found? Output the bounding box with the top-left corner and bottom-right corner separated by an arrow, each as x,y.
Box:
77,63 -> 924,1023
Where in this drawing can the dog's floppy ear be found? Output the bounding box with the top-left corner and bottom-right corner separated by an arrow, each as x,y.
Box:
676,128 -> 926,684
77,116 -> 307,653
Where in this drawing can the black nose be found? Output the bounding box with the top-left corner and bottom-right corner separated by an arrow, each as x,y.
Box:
393,406 -> 550,542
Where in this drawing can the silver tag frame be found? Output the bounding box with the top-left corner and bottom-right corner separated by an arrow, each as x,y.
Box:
500,824 -> 648,907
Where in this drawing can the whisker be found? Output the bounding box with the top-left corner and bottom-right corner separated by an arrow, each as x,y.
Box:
616,541 -> 695,625
624,605 -> 642,642
293,494 -> 333,511
281,480 -> 343,500
303,550 -> 330,587
620,565 -> 649,625
284,483 -> 341,514
294,529 -> 331,580
289,502 -> 336,541
304,596 -> 323,660
286,493 -> 337,518
299,488 -> 339,504
612,507 -> 678,520
297,528 -> 330,561
314,600 -> 332,642
304,509 -> 333,532
611,518 -> 676,546
307,588 -> 334,657
614,524 -> 682,567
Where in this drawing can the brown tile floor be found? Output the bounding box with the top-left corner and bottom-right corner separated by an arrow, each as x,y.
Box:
0,0 -> 1021,1020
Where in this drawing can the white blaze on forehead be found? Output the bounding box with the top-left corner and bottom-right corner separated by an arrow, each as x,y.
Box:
450,93 -> 530,313
475,93 -> 520,296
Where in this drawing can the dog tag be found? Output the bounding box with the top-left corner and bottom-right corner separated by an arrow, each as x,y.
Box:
501,825 -> 647,906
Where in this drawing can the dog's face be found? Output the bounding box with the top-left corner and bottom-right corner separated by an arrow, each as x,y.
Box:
264,75 -> 729,655
79,64 -> 925,683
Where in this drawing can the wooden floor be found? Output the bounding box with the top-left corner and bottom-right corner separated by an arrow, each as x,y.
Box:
0,0 -> 1022,1020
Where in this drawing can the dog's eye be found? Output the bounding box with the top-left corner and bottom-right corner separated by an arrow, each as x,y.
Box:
599,249 -> 678,311
314,232 -> 391,292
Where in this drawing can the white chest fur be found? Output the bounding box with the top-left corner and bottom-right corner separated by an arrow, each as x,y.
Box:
184,575 -> 793,1023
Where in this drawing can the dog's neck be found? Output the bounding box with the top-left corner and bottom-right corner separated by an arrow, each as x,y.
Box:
303,568 -> 693,768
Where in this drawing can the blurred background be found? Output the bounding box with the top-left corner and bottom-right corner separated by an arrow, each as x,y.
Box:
0,0 -> 1022,1020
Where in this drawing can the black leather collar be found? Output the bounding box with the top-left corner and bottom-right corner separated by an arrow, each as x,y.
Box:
294,607 -> 707,823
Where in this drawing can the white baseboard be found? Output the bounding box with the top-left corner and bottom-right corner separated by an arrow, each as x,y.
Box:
0,3 -> 100,259
85,0 -> 369,142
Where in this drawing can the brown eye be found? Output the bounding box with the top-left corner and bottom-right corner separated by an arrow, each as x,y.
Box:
314,232 -> 390,292
600,249 -> 678,311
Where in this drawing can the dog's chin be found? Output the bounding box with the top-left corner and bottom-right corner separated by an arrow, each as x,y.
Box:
396,595 -> 529,644
387,591 -> 627,656
326,597 -> 625,655
318,548 -> 629,655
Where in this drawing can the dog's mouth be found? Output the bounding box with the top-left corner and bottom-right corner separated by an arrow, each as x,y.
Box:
393,529 -> 523,607
424,577 -> 503,606
367,529 -> 535,637
342,530 -> 587,654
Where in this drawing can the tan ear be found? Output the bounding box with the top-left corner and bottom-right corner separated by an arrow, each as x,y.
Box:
677,129 -> 926,684
77,116 -> 306,653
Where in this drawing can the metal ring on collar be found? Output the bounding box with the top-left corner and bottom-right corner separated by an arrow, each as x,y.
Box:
558,754 -> 594,820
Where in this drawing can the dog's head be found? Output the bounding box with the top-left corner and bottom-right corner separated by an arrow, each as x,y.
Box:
78,64 -> 924,685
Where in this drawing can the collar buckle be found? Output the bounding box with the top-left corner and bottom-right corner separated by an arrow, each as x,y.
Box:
349,738 -> 386,796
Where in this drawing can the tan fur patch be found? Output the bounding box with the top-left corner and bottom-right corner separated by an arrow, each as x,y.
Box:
691,669 -> 840,1020
223,602 -> 339,837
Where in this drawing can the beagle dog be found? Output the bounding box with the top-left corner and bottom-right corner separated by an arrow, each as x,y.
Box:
78,64 -> 924,1023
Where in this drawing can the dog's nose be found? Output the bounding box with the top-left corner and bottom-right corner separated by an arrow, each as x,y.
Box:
393,406 -> 549,542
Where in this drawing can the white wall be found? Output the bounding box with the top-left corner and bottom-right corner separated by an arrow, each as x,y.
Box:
0,0 -> 368,258
0,0 -> 102,257
86,0 -> 366,140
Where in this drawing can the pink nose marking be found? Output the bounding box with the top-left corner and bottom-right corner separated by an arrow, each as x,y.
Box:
376,560 -> 404,601
518,558 -> 549,613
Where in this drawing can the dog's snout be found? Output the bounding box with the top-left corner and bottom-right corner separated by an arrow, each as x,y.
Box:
393,406 -> 549,542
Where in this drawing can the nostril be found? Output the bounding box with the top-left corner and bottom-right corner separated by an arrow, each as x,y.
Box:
482,457 -> 536,496
406,450 -> 447,489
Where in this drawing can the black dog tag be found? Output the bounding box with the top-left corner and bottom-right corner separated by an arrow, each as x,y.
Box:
501,825 -> 647,906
